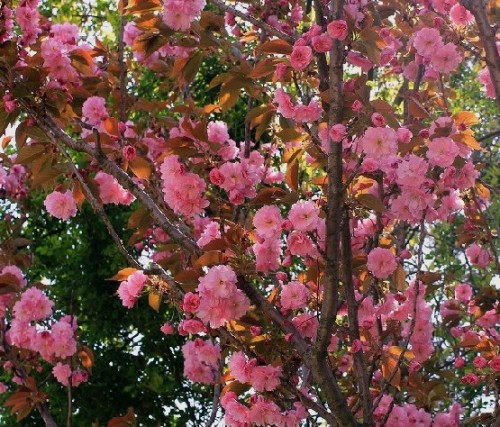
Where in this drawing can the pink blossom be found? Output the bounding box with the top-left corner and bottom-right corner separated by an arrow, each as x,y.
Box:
413,28 -> 443,58
163,0 -> 206,31
182,338 -> 220,384
13,287 -> 54,322
196,265 -> 250,327
287,231 -> 317,258
397,127 -> 413,144
290,45 -> 313,71
461,372 -> 480,386
160,322 -> 175,335
490,355 -> 500,372
71,370 -> 89,387
367,248 -> 398,279
329,124 -> 346,142
182,292 -> 200,312
346,51 -> 373,71
472,356 -> 487,369
124,22 -> 142,46
311,33 -> 332,53
253,238 -> 281,272
478,68 -> 495,98
253,205 -> 283,239
288,200 -> 319,232
250,365 -> 282,392
396,154 -> 428,188
44,190 -> 78,221
426,137 -> 459,168
476,309 -> 499,328
359,127 -> 398,160
292,313 -> 318,340
178,319 -> 207,335
51,22 -> 79,44
450,4 -> 474,25
117,271 -> 147,309
122,145 -> 136,161
53,363 -> 72,386
207,120 -> 229,144
465,243 -> 491,268
82,96 -> 109,126
431,43 -> 462,74
371,113 -> 386,127
273,89 -> 323,123
51,318 -> 77,358
197,221 -> 221,247
280,281 -> 309,311
454,283 -> 472,302
455,357 -> 465,368
95,171 -> 135,205
327,20 -> 348,40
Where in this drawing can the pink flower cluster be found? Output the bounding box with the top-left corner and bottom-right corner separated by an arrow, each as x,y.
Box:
228,351 -> 282,392
95,171 -> 135,206
40,22 -> 81,87
117,271 -> 147,309
182,338 -> 220,384
210,150 -> 265,205
222,392 -> 308,427
288,20 -> 348,71
195,265 -> 250,328
465,243 -> 491,268
0,161 -> 27,200
15,0 -> 40,46
0,5 -> 13,43
273,88 -> 323,123
82,96 -> 109,127
412,27 -> 462,75
374,395 -> 461,427
161,155 -> 208,217
162,0 -> 206,31
44,190 -> 78,221
53,363 -> 88,387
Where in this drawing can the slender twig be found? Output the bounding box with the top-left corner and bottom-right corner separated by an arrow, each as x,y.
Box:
478,128 -> 500,142
210,0 -> 296,44
118,0 -> 128,126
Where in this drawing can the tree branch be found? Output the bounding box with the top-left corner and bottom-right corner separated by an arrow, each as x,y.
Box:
210,0 -> 296,44
342,210 -> 374,426
461,0 -> 500,110
14,99 -> 200,255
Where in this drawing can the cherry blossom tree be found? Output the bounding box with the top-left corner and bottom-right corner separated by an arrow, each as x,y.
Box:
0,0 -> 499,426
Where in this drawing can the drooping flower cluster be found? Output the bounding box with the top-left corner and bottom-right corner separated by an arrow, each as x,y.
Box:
95,171 -> 135,206
228,351 -> 282,392
1,268 -> 86,388
160,155 -> 209,217
182,338 -> 220,384
195,265 -> 250,328
222,392 -> 308,427
273,89 -> 323,123
117,271 -> 148,309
